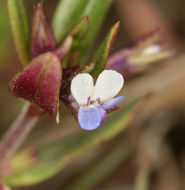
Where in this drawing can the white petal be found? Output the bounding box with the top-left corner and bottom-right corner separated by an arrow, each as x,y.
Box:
92,70 -> 124,102
71,73 -> 94,105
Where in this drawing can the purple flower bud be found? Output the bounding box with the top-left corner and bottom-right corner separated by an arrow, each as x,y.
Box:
106,29 -> 173,77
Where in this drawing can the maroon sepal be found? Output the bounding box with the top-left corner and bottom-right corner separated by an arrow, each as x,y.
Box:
9,52 -> 62,122
30,2 -> 56,58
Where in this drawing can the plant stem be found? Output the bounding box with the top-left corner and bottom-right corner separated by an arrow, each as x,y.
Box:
134,164 -> 150,190
0,103 -> 40,174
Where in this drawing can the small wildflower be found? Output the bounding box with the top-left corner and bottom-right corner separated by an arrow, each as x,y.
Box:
70,70 -> 124,130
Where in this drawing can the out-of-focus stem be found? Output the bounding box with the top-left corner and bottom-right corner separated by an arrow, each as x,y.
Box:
0,103 -> 40,174
0,182 -> 11,190
133,164 -> 150,190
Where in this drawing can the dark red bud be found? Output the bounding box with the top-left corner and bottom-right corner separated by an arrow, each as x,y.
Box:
30,2 -> 56,58
9,52 -> 62,122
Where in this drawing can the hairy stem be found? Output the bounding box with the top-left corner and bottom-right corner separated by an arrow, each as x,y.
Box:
0,103 -> 40,174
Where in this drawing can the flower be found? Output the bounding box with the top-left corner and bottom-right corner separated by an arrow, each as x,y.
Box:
70,70 -> 124,130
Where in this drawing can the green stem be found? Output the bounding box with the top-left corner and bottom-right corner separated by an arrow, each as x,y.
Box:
133,164 -> 151,190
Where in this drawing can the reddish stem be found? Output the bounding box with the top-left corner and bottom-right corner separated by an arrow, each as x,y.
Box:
0,182 -> 11,190
0,103 -> 41,174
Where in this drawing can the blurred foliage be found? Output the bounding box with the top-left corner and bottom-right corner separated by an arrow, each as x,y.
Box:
0,1 -> 10,61
3,95 -> 147,186
68,142 -> 132,190
0,0 -> 185,190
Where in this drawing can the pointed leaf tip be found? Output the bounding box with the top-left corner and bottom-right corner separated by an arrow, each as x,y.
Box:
9,52 -> 62,122
57,16 -> 89,67
59,15 -> 89,50
90,21 -> 120,77
30,2 -> 56,58
56,35 -> 73,59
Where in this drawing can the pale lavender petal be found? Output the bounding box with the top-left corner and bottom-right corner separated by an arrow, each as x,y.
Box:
78,107 -> 102,130
98,107 -> 106,123
100,96 -> 125,110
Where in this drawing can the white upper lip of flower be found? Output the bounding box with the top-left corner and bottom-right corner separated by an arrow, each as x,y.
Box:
70,70 -> 124,107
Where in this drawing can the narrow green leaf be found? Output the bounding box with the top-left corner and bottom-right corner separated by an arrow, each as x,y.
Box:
7,0 -> 30,67
58,16 -> 89,67
52,0 -> 113,59
52,0 -> 89,41
80,60 -> 96,73
78,0 -> 113,60
3,95 -> 147,187
59,16 -> 89,50
90,21 -> 120,77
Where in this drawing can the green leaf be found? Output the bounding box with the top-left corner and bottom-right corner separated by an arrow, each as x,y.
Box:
90,21 -> 120,77
78,0 -> 113,59
52,0 -> 113,59
3,95 -> 147,187
7,0 -> 30,67
52,0 -> 89,41
58,16 -> 89,67
80,60 -> 96,73
59,16 -> 89,50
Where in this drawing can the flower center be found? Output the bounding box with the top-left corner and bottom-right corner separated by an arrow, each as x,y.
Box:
87,97 -> 101,106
